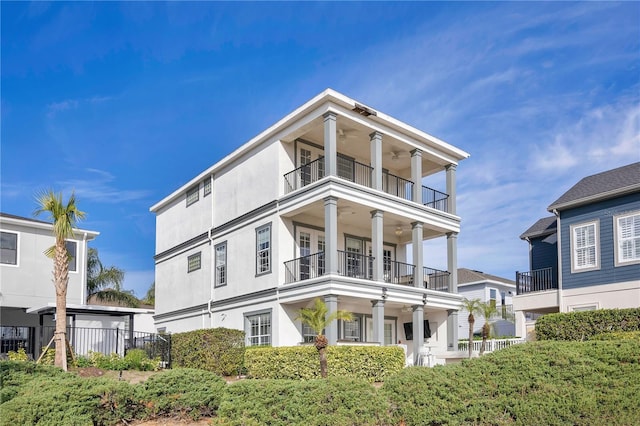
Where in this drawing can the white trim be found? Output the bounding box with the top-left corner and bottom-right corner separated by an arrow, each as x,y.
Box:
568,303 -> 599,312
0,215 -> 99,239
569,220 -> 600,273
613,210 -> 640,267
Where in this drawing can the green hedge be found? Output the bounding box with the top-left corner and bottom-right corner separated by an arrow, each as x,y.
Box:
591,331 -> 640,342
171,327 -> 244,375
535,308 -> 640,341
244,345 -> 405,382
217,377 -> 391,425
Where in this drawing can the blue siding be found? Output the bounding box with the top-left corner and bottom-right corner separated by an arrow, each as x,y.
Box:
530,235 -> 558,287
560,193 -> 640,290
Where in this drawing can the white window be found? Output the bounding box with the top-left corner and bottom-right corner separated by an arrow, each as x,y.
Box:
65,241 -> 77,272
615,212 -> 640,266
186,185 -> 199,206
215,242 -> 227,287
1,231 -> 18,265
341,316 -> 361,341
246,311 -> 271,346
302,323 -> 317,343
256,224 -> 271,275
203,178 -> 212,197
570,221 -> 599,272
489,289 -> 497,308
187,252 -> 201,273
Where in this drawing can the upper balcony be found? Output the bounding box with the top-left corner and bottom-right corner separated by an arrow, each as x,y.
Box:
283,157 -> 449,213
284,250 -> 451,292
516,267 -> 557,295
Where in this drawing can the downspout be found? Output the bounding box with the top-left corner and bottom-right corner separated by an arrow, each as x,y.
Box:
208,175 -> 215,328
80,232 -> 88,305
552,209 -> 563,313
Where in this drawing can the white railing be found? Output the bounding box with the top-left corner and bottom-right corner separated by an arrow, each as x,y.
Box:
457,338 -> 525,353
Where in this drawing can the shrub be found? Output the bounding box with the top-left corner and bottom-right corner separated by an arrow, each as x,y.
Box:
171,328 -> 244,375
591,331 -> 640,342
138,368 -> 226,420
245,345 -> 405,382
536,308 -> 640,341
0,361 -> 67,404
6,348 -> 29,362
217,377 -> 390,425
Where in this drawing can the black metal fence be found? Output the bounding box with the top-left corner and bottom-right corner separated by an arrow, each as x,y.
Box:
516,267 -> 557,294
422,186 -> 449,212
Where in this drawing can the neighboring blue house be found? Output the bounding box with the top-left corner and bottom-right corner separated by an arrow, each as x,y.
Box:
514,162 -> 640,339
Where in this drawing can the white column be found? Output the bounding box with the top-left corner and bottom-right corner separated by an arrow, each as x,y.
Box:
325,295 -> 338,345
371,210 -> 384,281
447,309 -> 458,351
372,299 -> 385,345
370,131 -> 383,191
412,305 -> 424,365
412,222 -> 424,288
324,112 -> 337,177
411,149 -> 422,203
324,196 -> 338,275
447,232 -> 459,351
445,164 -> 457,215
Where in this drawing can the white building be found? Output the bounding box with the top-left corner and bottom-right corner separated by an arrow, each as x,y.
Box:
0,213 -> 154,358
150,89 -> 470,363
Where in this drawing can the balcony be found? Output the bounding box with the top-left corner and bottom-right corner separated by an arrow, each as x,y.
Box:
283,157 -> 449,212
516,267 -> 557,295
284,252 -> 451,293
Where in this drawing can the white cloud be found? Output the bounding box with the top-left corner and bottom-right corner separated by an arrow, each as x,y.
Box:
58,169 -> 152,204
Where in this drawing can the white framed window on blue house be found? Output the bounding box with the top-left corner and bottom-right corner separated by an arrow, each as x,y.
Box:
256,224 -> 271,275
187,252 -> 201,273
0,231 -> 18,265
215,242 -> 227,287
245,310 -> 271,346
614,211 -> 640,266
570,221 -> 599,273
186,185 -> 199,206
65,240 -> 77,272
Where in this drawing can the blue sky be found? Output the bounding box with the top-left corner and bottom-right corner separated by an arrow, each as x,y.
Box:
2,2 -> 639,297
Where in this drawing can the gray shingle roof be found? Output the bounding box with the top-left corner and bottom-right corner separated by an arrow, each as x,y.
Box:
520,216 -> 557,240
457,268 -> 515,286
548,162 -> 640,211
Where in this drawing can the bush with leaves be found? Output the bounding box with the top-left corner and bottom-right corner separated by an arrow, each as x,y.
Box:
535,307 -> 640,341
6,348 -> 29,362
74,349 -> 159,371
171,328 -> 244,375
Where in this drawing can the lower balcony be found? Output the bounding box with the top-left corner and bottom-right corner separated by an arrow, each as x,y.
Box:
284,251 -> 451,292
516,267 -> 557,295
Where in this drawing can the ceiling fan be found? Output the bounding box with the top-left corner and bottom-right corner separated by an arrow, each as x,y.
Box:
389,150 -> 410,161
338,128 -> 357,143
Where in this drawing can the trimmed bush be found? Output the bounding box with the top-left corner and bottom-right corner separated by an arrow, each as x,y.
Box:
245,345 -> 405,382
382,340 -> 640,425
138,368 -> 226,420
592,330 -> 640,342
216,377 -> 391,425
171,327 -> 244,375
536,308 -> 640,341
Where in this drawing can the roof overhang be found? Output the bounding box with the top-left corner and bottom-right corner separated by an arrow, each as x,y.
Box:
26,303 -> 154,316
0,214 -> 99,240
547,184 -> 640,212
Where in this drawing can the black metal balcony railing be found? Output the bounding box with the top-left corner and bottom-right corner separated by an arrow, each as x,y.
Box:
337,158 -> 373,188
424,267 -> 450,291
338,250 -> 374,280
284,252 -> 325,284
284,158 -> 325,194
383,171 -> 414,201
516,267 -> 557,294
384,260 -> 416,285
422,186 -> 449,212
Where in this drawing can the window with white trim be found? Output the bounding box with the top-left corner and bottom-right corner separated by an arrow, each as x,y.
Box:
203,179 -> 212,197
256,224 -> 271,275
215,242 -> 227,287
570,221 -> 599,272
186,185 -> 199,206
615,212 -> 640,266
65,241 -> 77,272
187,252 -> 201,272
302,323 -> 318,343
1,231 -> 17,265
245,311 -> 271,346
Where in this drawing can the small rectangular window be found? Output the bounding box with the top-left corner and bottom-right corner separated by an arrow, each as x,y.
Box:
188,252 -> 201,272
0,231 -> 18,265
256,224 -> 271,275
615,212 -> 640,266
215,242 -> 227,287
571,221 -> 599,272
203,179 -> 212,197
245,311 -> 271,346
65,241 -> 77,272
186,185 -> 199,206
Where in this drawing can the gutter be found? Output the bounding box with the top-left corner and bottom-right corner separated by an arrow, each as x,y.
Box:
552,209 -> 563,312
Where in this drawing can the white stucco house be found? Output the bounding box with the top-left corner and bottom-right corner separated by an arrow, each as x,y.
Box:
150,89 -> 470,364
0,213 -> 155,358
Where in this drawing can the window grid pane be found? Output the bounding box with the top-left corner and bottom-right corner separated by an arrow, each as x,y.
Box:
215,243 -> 226,286
0,232 -> 17,265
247,312 -> 271,346
65,241 -> 77,272
573,223 -> 596,269
188,252 -> 201,272
618,214 -> 640,262
186,186 -> 199,206
203,179 -> 212,197
256,226 -> 271,274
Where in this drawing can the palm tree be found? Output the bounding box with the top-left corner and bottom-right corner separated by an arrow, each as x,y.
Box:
142,282 -> 155,306
461,298 -> 483,358
295,298 -> 353,378
478,302 -> 499,355
34,190 -> 85,371
87,248 -> 139,308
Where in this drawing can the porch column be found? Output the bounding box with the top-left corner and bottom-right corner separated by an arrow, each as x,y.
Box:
324,196 -> 338,275
445,164 -> 457,215
410,149 -> 422,203
412,222 -> 424,288
447,309 -> 458,351
372,299 -> 385,345
325,294 -> 338,345
324,112 -> 337,177
371,209 -> 384,281
412,305 -> 425,365
370,131 -> 383,191
128,313 -> 134,352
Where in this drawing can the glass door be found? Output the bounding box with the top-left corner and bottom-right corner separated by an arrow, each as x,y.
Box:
346,237 -> 363,278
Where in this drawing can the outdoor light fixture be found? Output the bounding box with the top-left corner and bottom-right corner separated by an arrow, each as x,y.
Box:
381,287 -> 388,300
